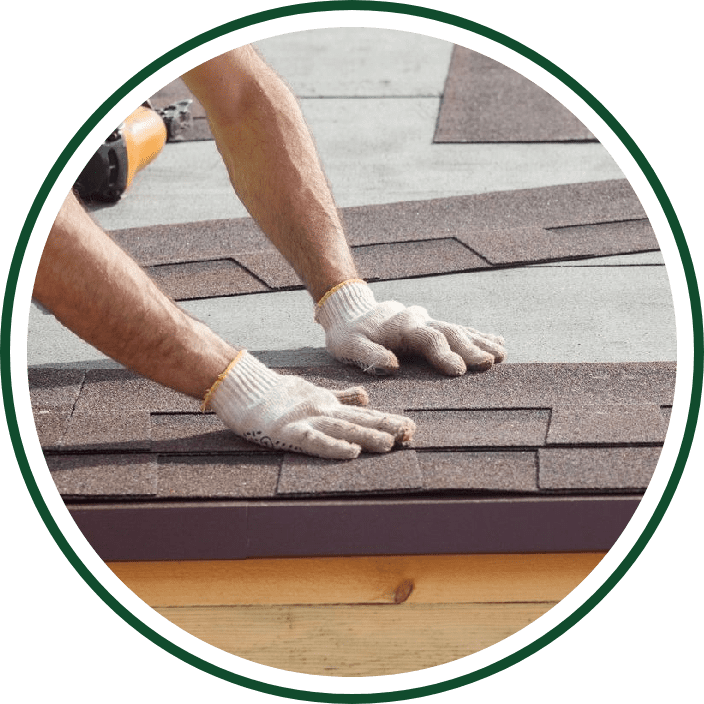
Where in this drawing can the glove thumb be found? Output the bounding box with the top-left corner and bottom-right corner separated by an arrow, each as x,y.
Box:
332,333 -> 399,375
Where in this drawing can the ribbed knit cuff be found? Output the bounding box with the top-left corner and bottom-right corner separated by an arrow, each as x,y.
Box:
314,280 -> 377,328
208,351 -> 279,417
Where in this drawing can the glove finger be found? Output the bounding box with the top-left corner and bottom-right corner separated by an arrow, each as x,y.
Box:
331,386 -> 369,406
461,327 -> 506,362
333,406 -> 416,443
285,422 -> 361,460
335,334 -> 399,375
310,416 -> 395,453
427,321 -> 496,369
464,326 -> 506,347
404,325 -> 467,376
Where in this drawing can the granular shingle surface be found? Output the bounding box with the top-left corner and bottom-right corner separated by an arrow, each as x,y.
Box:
28,368 -> 84,411
146,260 -> 268,300
546,404 -> 668,445
47,454 -> 157,497
73,369 -> 198,413
150,413 -> 276,453
62,411 -> 151,452
352,239 -> 489,280
157,455 -> 281,498
277,449 -> 422,495
435,47 -> 595,143
538,447 -> 663,490
32,410 -> 70,450
406,409 -> 550,447
32,362 -> 672,503
418,451 -> 538,492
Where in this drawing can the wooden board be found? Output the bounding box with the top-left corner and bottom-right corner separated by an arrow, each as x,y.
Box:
109,552 -> 603,606
156,601 -> 557,676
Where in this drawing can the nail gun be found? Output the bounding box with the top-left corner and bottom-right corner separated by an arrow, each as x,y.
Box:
74,99 -> 193,203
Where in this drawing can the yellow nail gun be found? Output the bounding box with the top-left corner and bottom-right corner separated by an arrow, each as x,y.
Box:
74,99 -> 192,202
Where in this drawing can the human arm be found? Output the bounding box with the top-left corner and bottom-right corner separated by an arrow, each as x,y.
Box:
33,191 -> 414,457
182,45 -> 357,302
182,47 -> 506,375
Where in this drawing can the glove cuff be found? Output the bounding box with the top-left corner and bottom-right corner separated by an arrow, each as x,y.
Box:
205,350 -> 280,420
314,279 -> 377,329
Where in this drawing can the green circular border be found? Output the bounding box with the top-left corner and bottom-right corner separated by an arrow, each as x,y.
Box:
3,2 -> 702,701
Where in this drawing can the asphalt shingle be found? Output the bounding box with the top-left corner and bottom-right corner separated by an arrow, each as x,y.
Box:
538,446 -> 663,490
418,450 -> 538,492
434,47 -> 595,143
157,455 -> 281,498
278,449 -> 422,496
47,454 -> 157,497
546,404 -> 668,445
406,409 -> 550,447
107,181 -> 652,298
146,259 -> 268,300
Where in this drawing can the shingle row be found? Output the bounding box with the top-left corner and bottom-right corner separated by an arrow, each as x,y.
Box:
109,181 -> 656,300
31,362 -> 673,500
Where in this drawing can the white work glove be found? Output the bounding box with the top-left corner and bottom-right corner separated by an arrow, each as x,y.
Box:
207,350 -> 415,459
315,280 -> 506,376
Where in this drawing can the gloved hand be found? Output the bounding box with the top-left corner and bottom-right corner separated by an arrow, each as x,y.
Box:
315,279 -> 506,376
207,350 -> 415,459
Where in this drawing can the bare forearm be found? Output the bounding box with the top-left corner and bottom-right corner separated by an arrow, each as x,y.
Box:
33,192 -> 237,398
182,47 -> 357,301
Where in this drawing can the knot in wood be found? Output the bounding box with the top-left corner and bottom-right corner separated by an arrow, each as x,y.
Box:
393,578 -> 414,604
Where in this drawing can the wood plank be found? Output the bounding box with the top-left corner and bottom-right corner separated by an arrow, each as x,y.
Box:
109,552 -> 603,606
156,602 -> 556,676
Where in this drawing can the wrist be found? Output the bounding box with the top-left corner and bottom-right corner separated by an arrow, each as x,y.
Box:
204,350 -> 280,418
314,279 -> 377,329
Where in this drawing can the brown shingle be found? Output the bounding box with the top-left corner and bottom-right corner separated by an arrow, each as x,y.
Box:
150,413 -> 275,453
62,410 -> 151,451
278,449 -> 422,495
73,369 -> 197,413
406,409 -> 550,447
538,446 -> 663,490
546,404 -> 668,445
435,47 -> 594,143
418,450 -> 538,492
157,455 -> 281,498
28,368 -> 84,411
47,454 -> 157,497
146,259 -> 268,300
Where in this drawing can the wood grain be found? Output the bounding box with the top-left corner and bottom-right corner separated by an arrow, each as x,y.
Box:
109,552 -> 604,606
155,602 -> 557,676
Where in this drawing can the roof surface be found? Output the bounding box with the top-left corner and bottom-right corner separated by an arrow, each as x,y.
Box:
29,31 -> 675,560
